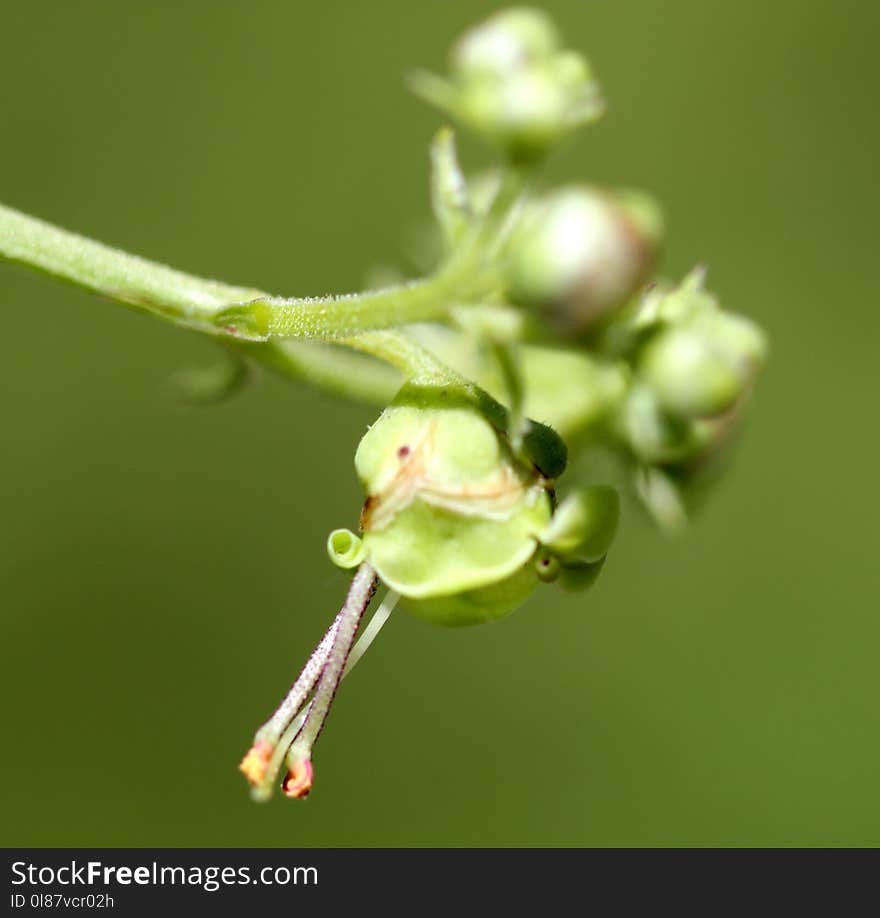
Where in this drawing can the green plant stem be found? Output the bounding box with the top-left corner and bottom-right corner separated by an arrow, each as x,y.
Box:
216,258 -> 493,342
0,202 -> 404,403
0,202 -> 262,326
238,339 -> 400,405
0,165 -> 529,400
344,329 -> 458,384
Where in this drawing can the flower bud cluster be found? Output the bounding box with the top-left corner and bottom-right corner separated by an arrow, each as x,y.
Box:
238,6 -> 770,800
597,269 -> 767,530
618,269 -> 767,465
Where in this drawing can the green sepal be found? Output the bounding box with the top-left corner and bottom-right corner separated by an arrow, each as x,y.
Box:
557,557 -> 606,593
521,418 -> 568,479
619,383 -> 696,463
364,496 -> 549,600
634,465 -> 688,535
401,562 -> 540,627
540,486 -> 619,562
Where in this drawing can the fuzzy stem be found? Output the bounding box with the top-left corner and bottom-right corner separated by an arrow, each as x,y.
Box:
0,202 -> 484,399
238,339 -> 401,405
0,203 -> 405,403
215,257 -> 493,342
344,329 -> 459,384
0,202 -> 261,324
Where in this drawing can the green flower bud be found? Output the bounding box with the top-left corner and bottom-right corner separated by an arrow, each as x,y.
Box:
640,311 -> 767,420
411,9 -> 602,159
451,7 -> 560,81
459,66 -> 572,158
506,186 -> 663,333
640,327 -> 745,419
331,381 -> 561,626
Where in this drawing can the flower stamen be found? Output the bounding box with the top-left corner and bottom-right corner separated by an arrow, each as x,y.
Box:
239,739 -> 273,786
241,563 -> 396,801
282,757 -> 314,799
281,564 -> 378,798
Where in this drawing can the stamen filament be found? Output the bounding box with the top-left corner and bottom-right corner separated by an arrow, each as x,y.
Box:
343,588 -> 399,679
242,613 -> 341,799
256,610 -> 344,748
260,587 -> 400,800
242,564 -> 389,801
282,564 -> 379,797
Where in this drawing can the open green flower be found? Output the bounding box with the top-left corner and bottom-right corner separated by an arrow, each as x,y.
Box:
241,379 -> 619,801
327,376 -> 621,625
329,380 -> 562,625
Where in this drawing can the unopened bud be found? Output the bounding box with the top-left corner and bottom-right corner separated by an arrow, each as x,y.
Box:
506,186 -> 663,332
411,9 -> 602,159
459,66 -> 572,157
451,7 -> 560,81
640,311 -> 767,419
640,327 -> 744,419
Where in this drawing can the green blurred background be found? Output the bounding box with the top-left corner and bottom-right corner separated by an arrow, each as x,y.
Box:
1,0 -> 877,847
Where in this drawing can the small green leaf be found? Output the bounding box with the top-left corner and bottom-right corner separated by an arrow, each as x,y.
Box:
429,128 -> 472,250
